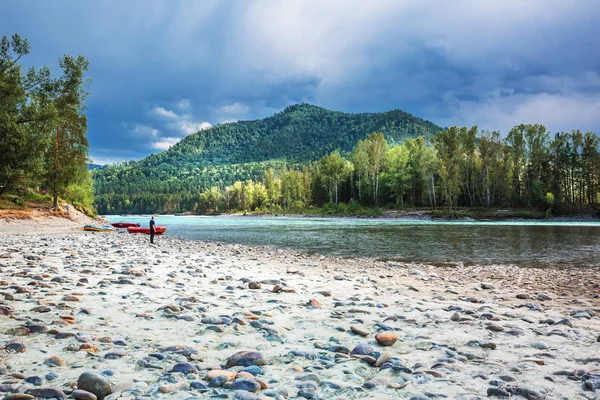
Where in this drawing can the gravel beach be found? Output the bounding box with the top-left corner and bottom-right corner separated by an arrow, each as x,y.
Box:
0,219 -> 599,399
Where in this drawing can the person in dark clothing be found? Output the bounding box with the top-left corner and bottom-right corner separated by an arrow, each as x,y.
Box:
149,216 -> 156,244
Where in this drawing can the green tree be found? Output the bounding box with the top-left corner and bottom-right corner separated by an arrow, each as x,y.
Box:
364,132 -> 388,205
44,55 -> 90,209
318,151 -> 353,204
0,34 -> 53,195
383,144 -> 410,208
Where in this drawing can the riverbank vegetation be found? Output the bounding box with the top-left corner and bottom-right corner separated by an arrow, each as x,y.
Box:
0,34 -> 94,216
95,121 -> 600,218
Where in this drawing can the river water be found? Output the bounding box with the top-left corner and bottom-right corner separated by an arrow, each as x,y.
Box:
104,215 -> 600,268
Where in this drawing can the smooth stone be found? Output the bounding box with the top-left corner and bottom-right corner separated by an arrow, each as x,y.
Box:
4,395 -> 36,400
241,366 -> 263,376
189,381 -> 209,391
72,389 -> 98,400
44,356 -> 66,367
350,343 -> 374,357
206,370 -> 237,381
25,388 -> 66,399
248,282 -> 261,290
307,298 -> 321,308
350,325 -> 370,337
226,351 -> 265,368
233,391 -> 258,400
77,372 -> 112,400
170,362 -> 196,374
486,324 -> 504,332
375,351 -> 391,367
481,283 -> 494,290
45,373 -> 58,381
24,376 -> 42,386
208,375 -> 228,388
230,379 -> 261,393
487,387 -> 510,397
363,377 -> 387,389
295,374 -> 321,383
375,332 -> 398,346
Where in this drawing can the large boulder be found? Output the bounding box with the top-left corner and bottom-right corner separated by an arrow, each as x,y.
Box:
77,372 -> 112,400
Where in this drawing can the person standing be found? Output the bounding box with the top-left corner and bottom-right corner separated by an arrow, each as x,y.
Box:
149,216 -> 156,244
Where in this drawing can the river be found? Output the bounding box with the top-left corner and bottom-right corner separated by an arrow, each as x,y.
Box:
104,215 -> 600,269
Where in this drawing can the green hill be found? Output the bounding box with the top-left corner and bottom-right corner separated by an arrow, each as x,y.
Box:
93,104 -> 442,214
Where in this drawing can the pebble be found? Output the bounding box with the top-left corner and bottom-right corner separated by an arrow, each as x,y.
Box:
226,351 -> 266,367
44,356 -> 66,367
350,325 -> 370,336
25,388 -> 66,399
206,370 -> 237,381
231,379 -> 261,393
375,331 -> 398,346
77,372 -> 112,400
1,232 -> 595,400
72,389 -> 98,400
307,298 -> 321,308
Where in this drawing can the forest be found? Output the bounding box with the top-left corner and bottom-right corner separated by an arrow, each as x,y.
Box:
0,34 -> 93,214
94,115 -> 600,216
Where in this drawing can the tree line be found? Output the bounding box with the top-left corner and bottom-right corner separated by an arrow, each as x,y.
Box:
0,34 -> 92,213
191,127 -> 599,215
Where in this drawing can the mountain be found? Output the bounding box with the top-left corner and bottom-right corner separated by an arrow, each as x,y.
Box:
87,163 -> 105,171
93,104 -> 442,213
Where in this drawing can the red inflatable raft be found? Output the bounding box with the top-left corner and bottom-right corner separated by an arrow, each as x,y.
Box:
127,226 -> 166,234
111,222 -> 140,228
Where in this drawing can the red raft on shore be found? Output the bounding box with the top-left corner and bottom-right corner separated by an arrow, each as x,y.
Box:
127,226 -> 167,234
111,222 -> 140,228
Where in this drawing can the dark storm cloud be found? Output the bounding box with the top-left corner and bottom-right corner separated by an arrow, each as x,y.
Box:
1,0 -> 599,164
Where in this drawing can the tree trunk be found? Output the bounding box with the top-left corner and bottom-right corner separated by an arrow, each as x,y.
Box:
53,127 -> 60,210
431,175 -> 437,209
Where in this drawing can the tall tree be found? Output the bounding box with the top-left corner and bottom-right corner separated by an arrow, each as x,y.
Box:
364,132 -> 388,205
318,151 -> 353,204
45,55 -> 90,209
0,34 -> 54,195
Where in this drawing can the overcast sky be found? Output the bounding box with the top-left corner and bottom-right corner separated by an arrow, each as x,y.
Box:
3,0 -> 600,164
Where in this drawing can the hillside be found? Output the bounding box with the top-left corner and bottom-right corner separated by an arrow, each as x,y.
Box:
93,104 -> 442,213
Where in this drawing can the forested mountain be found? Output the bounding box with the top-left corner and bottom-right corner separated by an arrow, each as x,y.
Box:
93,104 -> 442,213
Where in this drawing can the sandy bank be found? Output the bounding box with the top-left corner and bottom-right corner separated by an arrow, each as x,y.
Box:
0,219 -> 599,399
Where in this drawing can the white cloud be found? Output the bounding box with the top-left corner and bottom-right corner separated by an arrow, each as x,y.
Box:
177,121 -> 212,135
153,106 -> 179,120
131,124 -> 160,139
150,103 -> 212,136
151,137 -> 181,150
436,92 -> 600,134
215,102 -> 251,122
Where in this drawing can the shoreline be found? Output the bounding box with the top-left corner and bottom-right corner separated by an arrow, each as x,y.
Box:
107,212 -> 600,224
0,220 -> 599,399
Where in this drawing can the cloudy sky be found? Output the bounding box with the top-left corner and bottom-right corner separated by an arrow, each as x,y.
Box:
3,0 -> 600,164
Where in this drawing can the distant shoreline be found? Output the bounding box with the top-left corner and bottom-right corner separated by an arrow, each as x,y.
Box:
107,209 -> 600,223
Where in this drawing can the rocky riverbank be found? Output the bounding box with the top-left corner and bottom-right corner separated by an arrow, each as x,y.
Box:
0,229 -> 599,399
